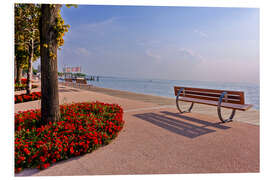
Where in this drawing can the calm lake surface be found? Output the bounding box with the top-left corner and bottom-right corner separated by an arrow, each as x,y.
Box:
85,76 -> 259,110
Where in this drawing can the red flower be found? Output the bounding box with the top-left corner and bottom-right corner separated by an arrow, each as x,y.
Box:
70,146 -> 74,154
15,102 -> 124,173
15,92 -> 41,104
23,148 -> 30,155
15,167 -> 22,173
56,154 -> 61,159
42,163 -> 50,169
40,156 -> 46,162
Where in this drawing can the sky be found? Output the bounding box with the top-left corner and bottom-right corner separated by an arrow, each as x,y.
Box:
49,5 -> 259,84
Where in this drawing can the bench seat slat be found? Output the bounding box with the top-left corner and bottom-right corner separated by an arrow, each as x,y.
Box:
76,79 -> 87,84
179,90 -> 241,100
174,86 -> 245,104
175,86 -> 244,95
65,79 -> 73,82
179,97 -> 252,111
179,93 -> 242,104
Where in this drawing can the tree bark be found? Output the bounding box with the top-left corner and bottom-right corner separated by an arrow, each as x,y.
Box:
40,4 -> 61,124
14,56 -> 17,81
26,38 -> 34,94
16,63 -> 22,85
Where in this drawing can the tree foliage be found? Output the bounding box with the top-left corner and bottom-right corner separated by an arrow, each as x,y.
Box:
15,4 -> 40,92
15,4 -> 41,61
15,3 -> 74,67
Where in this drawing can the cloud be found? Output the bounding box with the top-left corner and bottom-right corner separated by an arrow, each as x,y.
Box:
145,46 -> 203,64
178,48 -> 196,57
75,47 -> 91,56
177,48 -> 203,62
86,17 -> 119,30
136,40 -> 161,47
136,40 -> 146,46
145,49 -> 161,60
67,17 -> 123,39
194,29 -> 208,38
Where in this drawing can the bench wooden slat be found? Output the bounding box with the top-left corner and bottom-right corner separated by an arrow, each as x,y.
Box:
179,97 -> 252,111
174,86 -> 245,104
65,78 -> 73,82
179,90 -> 241,100
175,86 -> 244,95
178,93 -> 242,104
76,79 -> 87,84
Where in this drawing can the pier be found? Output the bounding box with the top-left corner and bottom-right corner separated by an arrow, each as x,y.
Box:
58,72 -> 100,82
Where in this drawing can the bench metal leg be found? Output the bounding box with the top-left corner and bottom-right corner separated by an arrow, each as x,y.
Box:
217,107 -> 236,123
217,92 -> 236,123
176,88 -> 194,113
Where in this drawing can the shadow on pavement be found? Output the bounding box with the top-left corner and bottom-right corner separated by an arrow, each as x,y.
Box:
160,111 -> 230,130
58,87 -> 80,92
134,111 -> 230,139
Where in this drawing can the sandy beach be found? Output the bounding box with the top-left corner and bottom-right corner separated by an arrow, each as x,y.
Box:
15,82 -> 260,176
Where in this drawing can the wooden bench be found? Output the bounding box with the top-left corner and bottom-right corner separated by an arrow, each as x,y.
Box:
75,79 -> 87,84
64,78 -> 73,82
174,86 -> 253,123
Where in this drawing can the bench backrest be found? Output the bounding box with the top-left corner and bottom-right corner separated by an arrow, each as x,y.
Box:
65,78 -> 73,82
174,86 -> 245,104
76,79 -> 87,84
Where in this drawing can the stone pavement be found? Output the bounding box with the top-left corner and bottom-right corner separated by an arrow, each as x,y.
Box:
15,84 -> 260,176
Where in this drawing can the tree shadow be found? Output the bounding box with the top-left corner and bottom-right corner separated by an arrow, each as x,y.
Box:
134,112 -> 230,139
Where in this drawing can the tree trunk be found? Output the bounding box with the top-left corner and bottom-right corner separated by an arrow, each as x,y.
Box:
16,63 -> 22,85
40,4 -> 61,124
14,56 -> 17,81
26,38 -> 34,94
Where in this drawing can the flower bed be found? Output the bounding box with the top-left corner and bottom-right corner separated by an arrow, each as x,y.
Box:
15,92 -> 41,104
15,78 -> 28,84
15,102 -> 124,173
15,84 -> 38,91
14,78 -> 37,91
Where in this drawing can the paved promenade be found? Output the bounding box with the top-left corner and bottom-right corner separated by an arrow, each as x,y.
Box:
15,84 -> 260,176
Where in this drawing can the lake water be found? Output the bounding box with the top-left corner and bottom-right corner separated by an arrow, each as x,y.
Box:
85,76 -> 259,110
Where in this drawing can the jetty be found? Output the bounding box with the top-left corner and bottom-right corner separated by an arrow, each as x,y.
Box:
58,72 -> 100,82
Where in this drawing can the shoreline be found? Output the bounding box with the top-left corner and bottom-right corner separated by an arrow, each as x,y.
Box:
15,81 -> 259,125
58,82 -> 260,111
59,82 -> 176,106
58,82 -> 259,125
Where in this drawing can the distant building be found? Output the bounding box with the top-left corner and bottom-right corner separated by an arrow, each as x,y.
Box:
63,66 -> 81,73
